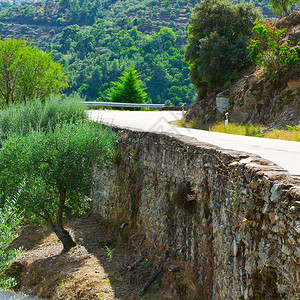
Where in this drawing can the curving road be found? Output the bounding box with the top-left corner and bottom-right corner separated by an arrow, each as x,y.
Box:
88,110 -> 300,176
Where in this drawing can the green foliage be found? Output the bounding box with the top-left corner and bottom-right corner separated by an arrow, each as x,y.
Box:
0,96 -> 87,139
185,0 -> 261,88
0,120 -> 116,251
105,245 -> 115,262
55,20 -> 196,106
0,0 -> 199,107
0,0 -> 199,27
0,122 -> 114,217
269,0 -> 298,15
247,20 -> 299,81
0,200 -> 22,289
108,67 -> 147,104
0,38 -> 68,106
0,2 -> 12,12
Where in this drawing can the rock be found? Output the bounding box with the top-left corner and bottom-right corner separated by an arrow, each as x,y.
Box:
282,244 -> 291,255
287,78 -> 300,91
168,264 -> 180,272
216,96 -> 229,114
0,291 -> 37,300
269,212 -> 276,223
233,239 -> 238,257
270,184 -> 282,202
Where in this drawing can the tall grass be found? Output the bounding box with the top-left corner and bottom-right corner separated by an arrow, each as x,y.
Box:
210,123 -> 265,137
0,95 -> 87,139
264,126 -> 300,141
209,122 -> 300,141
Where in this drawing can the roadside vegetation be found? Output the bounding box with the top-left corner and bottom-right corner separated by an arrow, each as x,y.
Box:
0,38 -> 68,107
0,200 -> 22,290
0,0 -> 299,296
209,122 -> 300,141
175,120 -> 300,142
0,97 -> 116,285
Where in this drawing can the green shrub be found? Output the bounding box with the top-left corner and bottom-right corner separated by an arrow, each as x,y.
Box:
0,200 -> 22,289
247,20 -> 299,81
0,95 -> 87,139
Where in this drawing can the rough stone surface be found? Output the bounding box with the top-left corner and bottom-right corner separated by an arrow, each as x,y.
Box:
91,127 -> 300,299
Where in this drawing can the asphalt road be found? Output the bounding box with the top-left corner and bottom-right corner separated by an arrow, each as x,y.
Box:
88,110 -> 300,176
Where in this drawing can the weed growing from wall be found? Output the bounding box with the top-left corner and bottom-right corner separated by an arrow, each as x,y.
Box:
113,148 -> 122,165
214,154 -> 251,225
105,246 -> 115,262
170,182 -> 197,214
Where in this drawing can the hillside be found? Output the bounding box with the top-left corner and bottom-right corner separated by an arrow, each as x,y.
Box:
0,0 -> 198,27
0,0 -> 202,105
0,0 -> 274,27
184,9 -> 300,129
0,0 -> 288,106
0,0 -> 277,105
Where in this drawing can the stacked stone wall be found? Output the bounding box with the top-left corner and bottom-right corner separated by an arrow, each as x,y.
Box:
91,127 -> 300,299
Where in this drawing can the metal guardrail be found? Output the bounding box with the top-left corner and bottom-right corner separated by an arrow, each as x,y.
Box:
82,101 -> 165,109
83,102 -> 187,118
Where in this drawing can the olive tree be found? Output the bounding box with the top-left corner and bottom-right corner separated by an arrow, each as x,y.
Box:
0,121 -> 116,252
0,200 -> 22,289
0,38 -> 68,107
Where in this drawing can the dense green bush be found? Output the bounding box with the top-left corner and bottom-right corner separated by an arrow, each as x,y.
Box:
247,20 -> 299,80
0,95 -> 87,139
0,38 -> 68,106
0,200 -> 22,289
185,0 -> 261,88
0,121 -> 116,252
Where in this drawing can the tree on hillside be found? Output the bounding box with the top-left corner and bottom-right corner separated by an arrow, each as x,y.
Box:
0,38 -> 68,106
269,0 -> 298,16
107,66 -> 147,104
185,0 -> 261,89
0,122 -> 115,253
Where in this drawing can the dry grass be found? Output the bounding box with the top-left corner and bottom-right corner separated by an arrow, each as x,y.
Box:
173,119 -> 204,129
264,126 -> 300,141
210,122 -> 300,141
210,122 -> 265,137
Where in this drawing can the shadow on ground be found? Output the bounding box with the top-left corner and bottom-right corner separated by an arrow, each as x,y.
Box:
8,215 -> 173,299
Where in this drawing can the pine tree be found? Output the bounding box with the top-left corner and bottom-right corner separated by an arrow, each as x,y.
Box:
108,67 -> 147,104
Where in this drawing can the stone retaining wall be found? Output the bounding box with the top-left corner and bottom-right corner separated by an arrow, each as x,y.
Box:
91,127 -> 300,299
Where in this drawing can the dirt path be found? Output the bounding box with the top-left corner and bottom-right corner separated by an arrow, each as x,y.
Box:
6,215 -> 199,299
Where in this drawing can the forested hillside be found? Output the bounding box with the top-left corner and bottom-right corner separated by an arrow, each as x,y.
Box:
0,0 -> 275,104
0,0 -> 275,26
